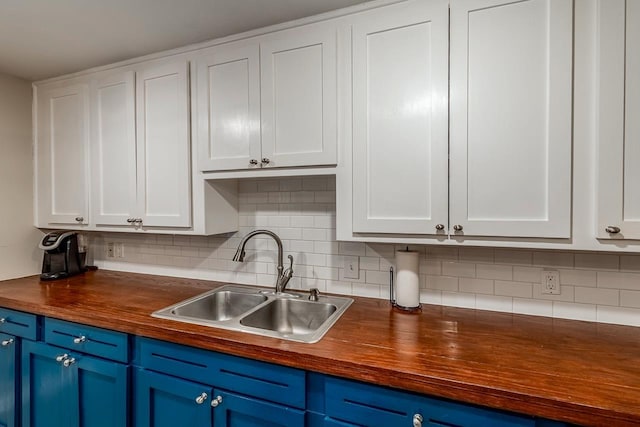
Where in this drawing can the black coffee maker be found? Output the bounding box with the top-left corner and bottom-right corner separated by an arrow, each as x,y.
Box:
39,231 -> 86,281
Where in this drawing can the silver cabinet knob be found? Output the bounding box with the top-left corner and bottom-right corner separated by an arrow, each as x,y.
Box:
249,159 -> 258,165
0,317 -> 5,324
1,338 -> 14,346
73,336 -> 86,344
453,224 -> 463,231
63,357 -> 76,367
435,224 -> 445,231
605,226 -> 621,234
210,395 -> 223,408
75,217 -> 84,222
261,158 -> 270,165
56,354 -> 69,363
413,414 -> 424,427
195,392 -> 208,405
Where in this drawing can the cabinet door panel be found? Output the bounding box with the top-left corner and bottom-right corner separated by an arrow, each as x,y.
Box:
352,0 -> 449,234
21,341 -> 74,427
0,334 -> 17,427
134,369 -> 212,427
196,41 -> 261,171
261,23 -> 338,168
76,355 -> 128,427
90,71 -> 137,226
597,0 -> 640,239
213,390 -> 304,427
36,83 -> 89,226
136,60 -> 192,227
450,0 -> 572,238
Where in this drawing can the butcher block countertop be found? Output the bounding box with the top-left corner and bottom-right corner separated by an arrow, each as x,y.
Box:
0,270 -> 639,426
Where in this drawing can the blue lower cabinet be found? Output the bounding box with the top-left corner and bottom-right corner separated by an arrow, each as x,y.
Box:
134,369 -> 213,427
212,389 -> 305,427
21,340 -> 127,427
0,333 -> 18,427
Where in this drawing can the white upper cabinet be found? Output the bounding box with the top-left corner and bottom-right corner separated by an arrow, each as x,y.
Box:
260,23 -> 338,169
351,0 -> 449,234
136,60 -> 192,228
88,59 -> 192,230
449,0 -> 573,238
195,41 -> 261,171
35,82 -> 90,227
195,23 -> 338,172
597,0 -> 640,240
90,71 -> 137,226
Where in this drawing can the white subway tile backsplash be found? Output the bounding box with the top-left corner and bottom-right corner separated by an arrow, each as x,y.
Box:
552,302 -> 597,322
574,287 -> 619,306
92,176 -> 640,328
494,281 -> 533,298
476,264 -> 513,281
442,261 -> 475,278
597,271 -> 640,290
459,278 -> 494,295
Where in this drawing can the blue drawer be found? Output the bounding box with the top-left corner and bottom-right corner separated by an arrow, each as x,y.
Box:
324,376 -> 539,427
136,337 -> 306,409
44,318 -> 129,363
0,307 -> 38,340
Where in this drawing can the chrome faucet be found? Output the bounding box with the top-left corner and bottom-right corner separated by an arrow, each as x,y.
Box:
233,229 -> 294,294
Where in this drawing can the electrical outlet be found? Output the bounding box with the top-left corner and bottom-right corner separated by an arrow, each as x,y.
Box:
106,242 -> 115,259
541,270 -> 560,294
115,243 -> 125,258
343,256 -> 359,279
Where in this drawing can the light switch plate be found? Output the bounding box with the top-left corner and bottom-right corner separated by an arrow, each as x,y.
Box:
343,256 -> 359,279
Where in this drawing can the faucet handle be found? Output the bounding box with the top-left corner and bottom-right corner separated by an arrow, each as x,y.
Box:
287,254 -> 294,270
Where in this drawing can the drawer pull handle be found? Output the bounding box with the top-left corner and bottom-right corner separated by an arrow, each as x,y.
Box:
73,335 -> 86,344
605,225 -> 621,234
211,395 -> 223,408
1,338 -> 14,346
0,318 -> 5,324
195,392 -> 208,405
126,218 -> 136,223
249,159 -> 258,165
453,224 -> 463,231
63,357 -> 76,367
413,414 -> 423,427
56,354 -> 69,363
435,224 -> 445,231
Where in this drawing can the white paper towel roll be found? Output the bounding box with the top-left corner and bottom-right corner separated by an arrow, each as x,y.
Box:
395,250 -> 420,308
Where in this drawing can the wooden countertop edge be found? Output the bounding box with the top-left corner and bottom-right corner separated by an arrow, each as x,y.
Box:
1,272 -> 639,427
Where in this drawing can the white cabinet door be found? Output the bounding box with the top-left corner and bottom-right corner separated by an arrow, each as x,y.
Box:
450,0 -> 573,238
260,23 -> 338,168
90,71 -> 137,226
195,41 -> 261,172
597,0 -> 640,239
351,0 -> 449,234
136,60 -> 192,227
36,83 -> 90,226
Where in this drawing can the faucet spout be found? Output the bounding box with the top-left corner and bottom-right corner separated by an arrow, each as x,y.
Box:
233,229 -> 293,294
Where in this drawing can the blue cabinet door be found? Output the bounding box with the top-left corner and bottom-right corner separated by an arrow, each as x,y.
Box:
21,340 -> 75,427
212,389 -> 305,427
76,354 -> 128,427
134,369 -> 213,427
22,340 -> 128,427
0,333 -> 18,427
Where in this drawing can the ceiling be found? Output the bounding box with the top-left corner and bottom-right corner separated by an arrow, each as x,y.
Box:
0,0 -> 370,81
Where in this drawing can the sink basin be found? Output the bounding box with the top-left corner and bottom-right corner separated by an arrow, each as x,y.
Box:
240,299 -> 337,334
169,290 -> 267,321
152,285 -> 353,343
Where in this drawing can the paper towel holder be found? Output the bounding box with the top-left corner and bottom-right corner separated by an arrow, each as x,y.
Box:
389,266 -> 422,313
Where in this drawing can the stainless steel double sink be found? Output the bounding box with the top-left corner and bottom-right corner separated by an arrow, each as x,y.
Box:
152,285 -> 353,343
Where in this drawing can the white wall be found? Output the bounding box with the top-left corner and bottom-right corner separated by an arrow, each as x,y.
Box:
0,73 -> 43,279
